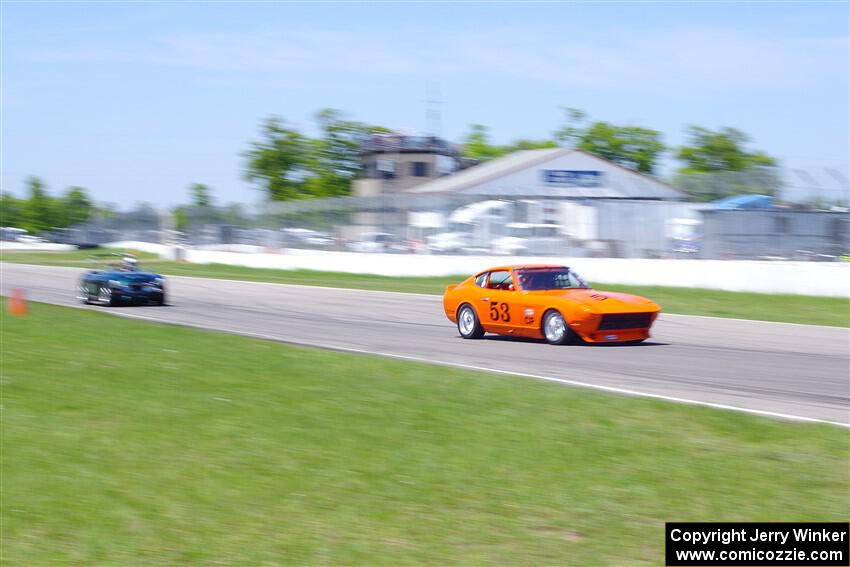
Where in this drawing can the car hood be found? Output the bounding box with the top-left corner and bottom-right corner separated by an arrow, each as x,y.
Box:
526,288 -> 660,313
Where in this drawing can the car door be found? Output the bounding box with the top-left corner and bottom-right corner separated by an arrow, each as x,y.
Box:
481,270 -> 518,331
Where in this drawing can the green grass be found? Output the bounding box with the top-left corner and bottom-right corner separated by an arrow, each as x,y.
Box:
0,248 -> 163,267
2,248 -> 848,326
2,302 -> 848,565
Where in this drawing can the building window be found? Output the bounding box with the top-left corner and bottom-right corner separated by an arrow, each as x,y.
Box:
377,159 -> 395,180
410,161 -> 429,177
830,218 -> 847,242
436,155 -> 457,176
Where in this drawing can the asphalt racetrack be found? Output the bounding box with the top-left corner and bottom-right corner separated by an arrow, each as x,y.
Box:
3,263 -> 848,426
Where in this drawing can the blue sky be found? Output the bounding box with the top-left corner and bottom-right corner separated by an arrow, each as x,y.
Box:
3,1 -> 848,207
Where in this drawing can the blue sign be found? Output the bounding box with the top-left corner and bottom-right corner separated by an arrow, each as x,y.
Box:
542,170 -> 605,187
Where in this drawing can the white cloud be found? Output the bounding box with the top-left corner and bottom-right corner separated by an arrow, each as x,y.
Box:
454,27 -> 847,93
30,25 -> 848,95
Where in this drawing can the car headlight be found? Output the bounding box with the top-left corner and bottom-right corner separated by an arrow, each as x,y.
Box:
153,278 -> 164,287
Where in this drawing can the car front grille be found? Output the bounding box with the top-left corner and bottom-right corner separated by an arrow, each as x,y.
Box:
597,313 -> 654,330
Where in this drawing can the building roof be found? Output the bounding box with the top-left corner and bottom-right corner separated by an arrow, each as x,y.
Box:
407,147 -> 684,200
709,194 -> 773,210
361,133 -> 457,156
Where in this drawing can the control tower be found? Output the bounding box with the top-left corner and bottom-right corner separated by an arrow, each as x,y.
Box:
353,133 -> 467,196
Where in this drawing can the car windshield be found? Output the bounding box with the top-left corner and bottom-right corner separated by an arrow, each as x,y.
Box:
514,267 -> 589,291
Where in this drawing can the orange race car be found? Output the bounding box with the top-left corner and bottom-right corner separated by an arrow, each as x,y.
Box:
443,265 -> 661,345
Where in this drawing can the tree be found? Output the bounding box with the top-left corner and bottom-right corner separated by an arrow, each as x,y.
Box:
673,167 -> 783,202
577,123 -> 664,174
674,126 -> 780,201
554,108 -> 665,174
676,126 -> 776,173
173,206 -> 189,231
245,111 -> 391,201
504,138 -> 558,152
305,108 -> 375,198
244,116 -> 311,201
2,182 -> 92,231
0,192 -> 24,227
553,107 -> 589,146
21,176 -> 55,233
60,186 -> 93,227
461,124 -> 558,162
93,202 -> 117,220
461,124 -> 507,162
220,203 -> 248,226
189,183 -> 213,207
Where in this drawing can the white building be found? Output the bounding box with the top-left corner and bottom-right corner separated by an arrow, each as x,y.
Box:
406,147 -> 684,200
400,148 -> 701,257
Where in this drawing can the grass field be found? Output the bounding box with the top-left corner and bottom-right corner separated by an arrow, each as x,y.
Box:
2,302 -> 848,565
2,248 -> 848,327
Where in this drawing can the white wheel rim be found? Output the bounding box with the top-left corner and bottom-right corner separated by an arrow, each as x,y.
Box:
99,287 -> 112,302
545,313 -> 566,342
459,308 -> 475,335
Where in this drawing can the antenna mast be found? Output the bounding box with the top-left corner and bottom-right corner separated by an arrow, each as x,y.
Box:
425,84 -> 442,138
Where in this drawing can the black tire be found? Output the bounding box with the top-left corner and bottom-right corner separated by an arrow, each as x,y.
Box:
541,310 -> 574,345
457,304 -> 485,339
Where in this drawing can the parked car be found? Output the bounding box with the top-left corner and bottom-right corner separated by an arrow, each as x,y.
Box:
491,223 -> 565,255
15,234 -> 46,244
281,228 -> 335,249
348,232 -> 411,253
425,231 -> 473,254
1,227 -> 27,241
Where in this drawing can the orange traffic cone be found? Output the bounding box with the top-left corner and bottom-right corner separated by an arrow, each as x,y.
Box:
7,288 -> 27,316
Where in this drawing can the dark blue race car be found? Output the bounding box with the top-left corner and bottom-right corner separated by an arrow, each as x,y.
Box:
78,254 -> 167,306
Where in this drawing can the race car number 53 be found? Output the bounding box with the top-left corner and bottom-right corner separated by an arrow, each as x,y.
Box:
490,301 -> 511,322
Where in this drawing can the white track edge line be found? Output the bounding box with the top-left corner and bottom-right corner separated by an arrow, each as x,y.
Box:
168,274 -> 442,299
659,312 -> 849,330
64,304 -> 850,429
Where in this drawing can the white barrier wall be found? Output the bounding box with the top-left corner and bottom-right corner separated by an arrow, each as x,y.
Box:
167,247 -> 849,297
103,241 -> 171,255
0,242 -> 76,251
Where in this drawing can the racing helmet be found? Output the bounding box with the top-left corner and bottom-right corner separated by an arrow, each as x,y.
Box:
122,255 -> 138,271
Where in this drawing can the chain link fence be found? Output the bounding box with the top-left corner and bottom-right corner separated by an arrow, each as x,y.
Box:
43,192 -> 849,261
